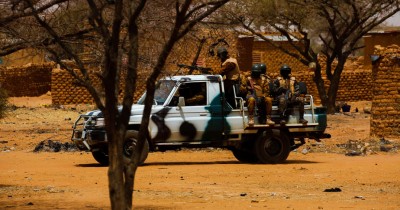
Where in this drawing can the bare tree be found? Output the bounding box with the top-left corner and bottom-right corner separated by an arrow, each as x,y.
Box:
226,0 -> 400,113
0,0 -> 91,57
1,0 -> 229,209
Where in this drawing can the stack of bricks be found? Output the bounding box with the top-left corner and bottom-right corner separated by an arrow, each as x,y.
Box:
51,67 -> 149,105
318,56 -> 373,102
119,70 -> 149,103
0,63 -> 54,97
334,70 -> 373,101
370,45 -> 400,138
51,68 -> 99,105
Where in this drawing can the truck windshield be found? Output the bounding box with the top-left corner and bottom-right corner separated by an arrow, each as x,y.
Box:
137,80 -> 176,105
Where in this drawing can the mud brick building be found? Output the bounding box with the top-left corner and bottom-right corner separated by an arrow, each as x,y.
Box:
1,33 -> 400,138
370,45 -> 400,138
0,35 -> 375,104
364,30 -> 400,65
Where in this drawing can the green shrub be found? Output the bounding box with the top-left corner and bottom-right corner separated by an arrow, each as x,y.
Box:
0,86 -> 8,119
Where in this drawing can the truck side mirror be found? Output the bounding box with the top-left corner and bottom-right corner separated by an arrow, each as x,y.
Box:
178,97 -> 185,107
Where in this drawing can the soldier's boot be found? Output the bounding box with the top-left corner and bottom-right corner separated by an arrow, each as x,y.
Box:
299,118 -> 308,124
266,116 -> 275,125
279,114 -> 287,125
278,98 -> 287,126
299,105 -> 307,124
248,115 -> 255,126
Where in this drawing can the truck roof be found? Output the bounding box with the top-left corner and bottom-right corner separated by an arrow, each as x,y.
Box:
162,74 -> 222,82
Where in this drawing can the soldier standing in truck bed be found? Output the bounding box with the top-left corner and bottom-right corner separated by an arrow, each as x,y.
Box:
216,47 -> 240,108
246,63 -> 275,126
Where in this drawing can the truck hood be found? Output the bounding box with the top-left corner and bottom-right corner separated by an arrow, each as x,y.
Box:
130,104 -> 165,115
84,104 -> 165,118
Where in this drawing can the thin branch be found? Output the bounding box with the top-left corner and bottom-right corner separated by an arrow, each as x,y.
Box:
0,0 -> 69,26
23,0 -> 104,109
0,28 -> 95,56
86,0 -> 110,42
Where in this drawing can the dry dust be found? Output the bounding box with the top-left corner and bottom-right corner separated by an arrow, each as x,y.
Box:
1,96 -> 399,209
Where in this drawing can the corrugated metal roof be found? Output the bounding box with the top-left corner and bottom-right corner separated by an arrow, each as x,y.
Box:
367,26 -> 400,34
238,34 -> 298,42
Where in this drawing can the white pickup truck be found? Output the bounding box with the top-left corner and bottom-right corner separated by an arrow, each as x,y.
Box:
72,74 -> 330,165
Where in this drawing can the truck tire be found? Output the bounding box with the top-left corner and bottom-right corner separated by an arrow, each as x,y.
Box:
232,148 -> 259,163
123,130 -> 149,165
92,150 -> 109,166
254,130 -> 290,164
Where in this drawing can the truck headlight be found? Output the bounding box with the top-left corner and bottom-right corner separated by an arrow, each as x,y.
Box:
74,130 -> 82,139
84,118 -> 96,126
95,118 -> 105,127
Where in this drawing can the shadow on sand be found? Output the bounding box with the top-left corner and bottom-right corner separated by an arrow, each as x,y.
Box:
76,159 -> 320,167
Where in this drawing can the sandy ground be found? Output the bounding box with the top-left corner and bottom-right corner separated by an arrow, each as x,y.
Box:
1,96 -> 399,209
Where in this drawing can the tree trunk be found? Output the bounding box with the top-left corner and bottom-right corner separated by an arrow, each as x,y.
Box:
313,63 -> 328,107
103,2 -> 126,206
121,1 -> 145,206
326,83 -> 339,114
326,59 -> 346,114
108,129 -> 127,209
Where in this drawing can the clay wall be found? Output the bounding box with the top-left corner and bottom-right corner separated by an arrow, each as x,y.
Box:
51,68 -> 148,105
319,56 -> 373,103
370,45 -> 400,138
51,68 -> 97,105
252,41 -> 373,104
0,63 -> 54,97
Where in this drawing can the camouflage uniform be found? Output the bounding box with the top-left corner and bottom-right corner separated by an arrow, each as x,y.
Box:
219,57 -> 240,81
238,71 -> 250,98
273,66 -> 307,125
216,47 -> 240,108
246,73 -> 274,126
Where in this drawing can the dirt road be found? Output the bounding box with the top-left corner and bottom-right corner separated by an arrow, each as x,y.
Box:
1,150 -> 400,209
1,97 -> 400,209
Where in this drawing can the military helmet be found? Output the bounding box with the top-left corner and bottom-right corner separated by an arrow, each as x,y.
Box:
216,47 -> 228,58
280,64 -> 291,78
251,63 -> 261,78
259,63 -> 267,74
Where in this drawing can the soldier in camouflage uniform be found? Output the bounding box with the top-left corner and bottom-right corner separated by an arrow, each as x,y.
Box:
216,47 -> 240,108
246,63 -> 274,126
237,70 -> 250,99
273,64 -> 308,125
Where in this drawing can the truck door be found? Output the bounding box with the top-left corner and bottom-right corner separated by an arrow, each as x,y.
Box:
159,81 -> 210,142
201,78 -> 232,141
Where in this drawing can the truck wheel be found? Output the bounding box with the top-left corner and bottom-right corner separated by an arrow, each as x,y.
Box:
254,130 -> 290,164
232,148 -> 259,163
123,130 -> 149,165
92,150 -> 109,166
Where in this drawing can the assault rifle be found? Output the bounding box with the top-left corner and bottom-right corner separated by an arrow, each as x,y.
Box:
177,64 -> 212,74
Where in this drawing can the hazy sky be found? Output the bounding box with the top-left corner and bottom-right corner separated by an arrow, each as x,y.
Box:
385,12 -> 400,26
